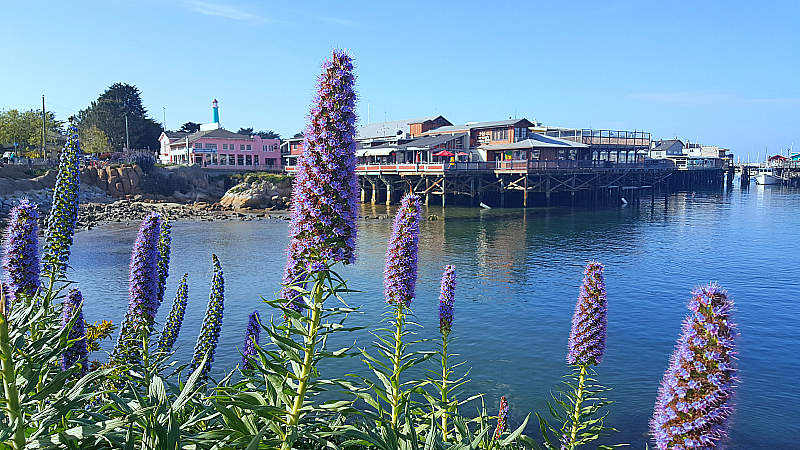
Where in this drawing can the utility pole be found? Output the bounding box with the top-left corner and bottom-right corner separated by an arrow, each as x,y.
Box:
125,115 -> 130,151
42,95 -> 46,159
163,107 -> 166,131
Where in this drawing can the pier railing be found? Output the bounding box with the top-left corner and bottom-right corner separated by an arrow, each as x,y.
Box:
285,159 -> 677,174
339,159 -> 676,174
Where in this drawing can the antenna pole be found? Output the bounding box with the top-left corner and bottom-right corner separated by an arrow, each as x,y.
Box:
42,95 -> 46,159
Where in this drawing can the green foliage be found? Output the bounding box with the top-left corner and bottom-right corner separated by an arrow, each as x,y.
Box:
421,333 -> 474,442
29,337 -> 217,450
78,125 -> 112,155
351,305 -> 433,429
0,109 -> 64,152
237,128 -> 280,139
179,122 -> 201,133
77,83 -> 163,151
210,267 -> 363,449
227,172 -> 292,184
535,365 -> 624,450
0,286 -> 113,450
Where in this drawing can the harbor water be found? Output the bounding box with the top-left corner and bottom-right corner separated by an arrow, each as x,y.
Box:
69,185 -> 800,449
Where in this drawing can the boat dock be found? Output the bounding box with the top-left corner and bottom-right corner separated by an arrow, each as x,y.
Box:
734,161 -> 800,187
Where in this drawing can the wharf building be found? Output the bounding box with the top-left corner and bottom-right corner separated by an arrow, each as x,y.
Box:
282,114 -> 727,207
159,99 -> 281,170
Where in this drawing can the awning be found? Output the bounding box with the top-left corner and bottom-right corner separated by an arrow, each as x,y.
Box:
356,147 -> 395,157
433,150 -> 454,157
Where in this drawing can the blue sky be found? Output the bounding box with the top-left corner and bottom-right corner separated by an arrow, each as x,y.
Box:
1,0 -> 798,161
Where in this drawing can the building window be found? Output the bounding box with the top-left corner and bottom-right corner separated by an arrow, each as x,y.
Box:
246,155 -> 252,166
223,143 -> 228,150
237,155 -> 244,166
254,155 -> 259,166
246,144 -> 252,151
205,143 -> 217,150
194,142 -> 202,149
492,128 -> 509,141
263,145 -> 267,151
240,144 -> 245,151
514,127 -> 528,141
219,154 -> 226,165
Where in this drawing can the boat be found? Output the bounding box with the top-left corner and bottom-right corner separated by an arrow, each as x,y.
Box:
754,167 -> 781,185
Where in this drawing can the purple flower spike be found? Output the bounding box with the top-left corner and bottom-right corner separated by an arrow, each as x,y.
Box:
3,199 -> 40,304
112,212 -> 162,364
43,120 -> 81,277
567,262 -> 607,366
651,283 -> 737,450
61,288 -> 87,375
157,217 -> 171,307
283,49 -> 359,282
242,310 -> 260,370
158,273 -> 188,353
383,194 -> 421,307
438,265 -> 456,334
494,396 -> 509,439
190,254 -> 225,380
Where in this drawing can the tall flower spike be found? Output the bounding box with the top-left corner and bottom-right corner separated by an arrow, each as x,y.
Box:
112,212 -> 162,364
158,273 -> 188,353
61,288 -> 88,375
157,217 -> 171,307
567,261 -> 607,366
384,193 -> 421,307
241,310 -> 260,370
190,254 -> 225,380
42,120 -> 81,277
282,49 -> 359,287
494,396 -> 509,439
651,283 -> 737,450
438,265 -> 456,335
3,199 -> 40,304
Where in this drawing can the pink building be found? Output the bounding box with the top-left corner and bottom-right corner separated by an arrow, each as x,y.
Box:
158,99 -> 281,170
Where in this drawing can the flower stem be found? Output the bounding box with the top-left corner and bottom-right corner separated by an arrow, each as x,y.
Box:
441,332 -> 450,441
283,271 -> 325,449
390,304 -> 406,429
568,364 -> 588,449
0,305 -> 25,450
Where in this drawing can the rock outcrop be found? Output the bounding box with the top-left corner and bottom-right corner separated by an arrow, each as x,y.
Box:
83,164 -> 144,198
220,178 -> 292,210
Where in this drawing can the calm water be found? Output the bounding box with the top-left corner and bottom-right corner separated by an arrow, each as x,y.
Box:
69,185 -> 800,449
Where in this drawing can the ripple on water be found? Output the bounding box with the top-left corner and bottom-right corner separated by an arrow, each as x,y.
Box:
68,187 -> 800,449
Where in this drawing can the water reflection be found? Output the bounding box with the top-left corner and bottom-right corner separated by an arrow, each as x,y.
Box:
67,187 -> 800,449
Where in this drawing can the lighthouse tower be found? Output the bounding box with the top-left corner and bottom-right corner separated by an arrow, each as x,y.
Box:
200,98 -> 221,131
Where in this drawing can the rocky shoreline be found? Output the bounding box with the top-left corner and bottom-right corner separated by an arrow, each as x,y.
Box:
75,200 -> 293,230
0,164 -> 397,231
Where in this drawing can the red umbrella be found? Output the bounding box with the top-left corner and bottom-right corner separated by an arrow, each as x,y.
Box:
433,150 -> 454,157
456,151 -> 469,156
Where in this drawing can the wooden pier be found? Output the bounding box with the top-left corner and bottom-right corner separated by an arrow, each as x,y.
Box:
348,161 -> 724,208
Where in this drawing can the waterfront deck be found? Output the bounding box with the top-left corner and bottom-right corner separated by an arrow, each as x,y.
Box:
286,159 -> 725,207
